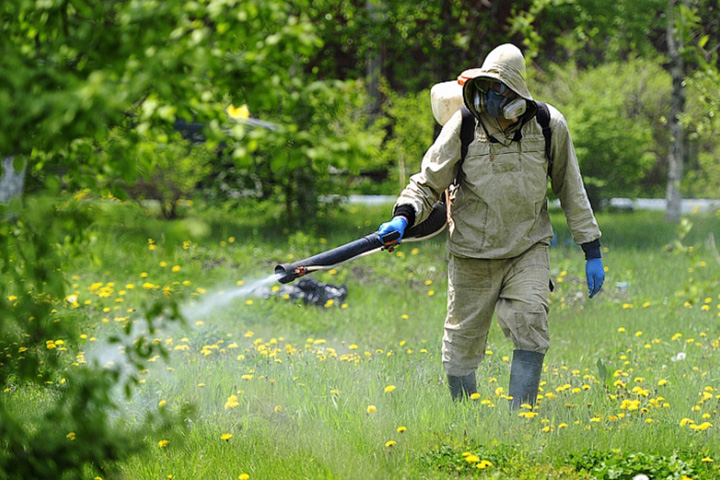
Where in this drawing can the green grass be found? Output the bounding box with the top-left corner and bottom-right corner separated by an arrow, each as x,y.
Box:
7,202 -> 720,479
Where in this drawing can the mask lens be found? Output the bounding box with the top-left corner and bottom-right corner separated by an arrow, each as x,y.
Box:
475,79 -> 506,95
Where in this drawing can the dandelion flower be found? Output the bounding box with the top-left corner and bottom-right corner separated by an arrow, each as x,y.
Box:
385,440 -> 397,447
66,432 -> 76,440
702,457 -> 714,463
239,475 -> 250,480
367,405 -> 377,414
518,411 -> 538,419
225,395 -> 239,409
384,385 -> 396,393
158,440 -> 170,448
397,426 -> 407,433
464,454 -> 479,463
671,352 -> 686,362
221,433 -> 233,441
158,400 -> 166,408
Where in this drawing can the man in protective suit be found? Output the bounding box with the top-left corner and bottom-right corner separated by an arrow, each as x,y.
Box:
377,44 -> 604,407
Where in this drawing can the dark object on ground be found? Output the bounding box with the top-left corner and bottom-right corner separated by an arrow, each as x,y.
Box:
264,278 -> 348,306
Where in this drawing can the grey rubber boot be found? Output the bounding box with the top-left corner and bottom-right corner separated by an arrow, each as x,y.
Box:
447,372 -> 477,401
508,349 -> 545,409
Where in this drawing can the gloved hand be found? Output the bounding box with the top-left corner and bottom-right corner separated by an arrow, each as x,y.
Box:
377,216 -> 408,244
585,258 -> 605,298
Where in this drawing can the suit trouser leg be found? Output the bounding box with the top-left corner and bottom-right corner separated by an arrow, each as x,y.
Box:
442,245 -> 551,402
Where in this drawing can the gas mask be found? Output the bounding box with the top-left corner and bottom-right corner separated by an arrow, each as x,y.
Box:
472,79 -> 526,120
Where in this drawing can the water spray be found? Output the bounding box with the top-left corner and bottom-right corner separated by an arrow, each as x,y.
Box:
274,200 -> 448,284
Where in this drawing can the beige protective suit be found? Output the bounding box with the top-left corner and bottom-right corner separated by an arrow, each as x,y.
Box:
393,44 -> 601,377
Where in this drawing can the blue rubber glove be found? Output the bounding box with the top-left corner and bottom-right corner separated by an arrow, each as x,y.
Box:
585,258 -> 605,298
377,216 -> 408,243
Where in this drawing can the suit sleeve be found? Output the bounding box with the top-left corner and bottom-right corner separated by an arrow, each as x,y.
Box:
392,110 -> 464,227
548,107 -> 602,249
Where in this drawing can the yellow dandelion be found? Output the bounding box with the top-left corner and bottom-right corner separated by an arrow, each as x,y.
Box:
385,440 -> 397,447
239,474 -> 250,480
158,400 -> 167,408
227,104 -> 251,120
158,439 -> 170,448
66,432 -> 76,440
702,457 -> 714,463
465,454 -> 480,463
384,385 -> 396,393
367,405 -> 377,414
224,395 -> 239,409
221,433 -> 233,441
397,426 -> 407,433
172,265 -> 181,272
470,392 -> 481,400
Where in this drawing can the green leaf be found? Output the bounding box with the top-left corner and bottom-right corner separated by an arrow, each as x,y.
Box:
698,34 -> 709,48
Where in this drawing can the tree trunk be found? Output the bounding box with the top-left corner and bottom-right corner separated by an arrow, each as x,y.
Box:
0,156 -> 26,203
665,0 -> 686,223
366,0 -> 382,117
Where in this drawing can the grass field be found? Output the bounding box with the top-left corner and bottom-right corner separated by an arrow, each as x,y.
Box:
8,201 -> 720,479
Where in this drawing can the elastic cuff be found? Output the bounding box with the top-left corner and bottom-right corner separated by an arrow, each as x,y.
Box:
392,204 -> 416,228
581,239 -> 602,260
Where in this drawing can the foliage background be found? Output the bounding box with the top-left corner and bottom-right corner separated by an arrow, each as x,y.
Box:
1,0 -> 720,478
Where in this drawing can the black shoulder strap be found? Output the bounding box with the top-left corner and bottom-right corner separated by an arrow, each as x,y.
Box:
460,106 -> 475,161
455,106 -> 475,185
535,101 -> 553,176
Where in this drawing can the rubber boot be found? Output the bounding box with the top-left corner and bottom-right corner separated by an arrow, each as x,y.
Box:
508,349 -> 545,409
447,372 -> 477,401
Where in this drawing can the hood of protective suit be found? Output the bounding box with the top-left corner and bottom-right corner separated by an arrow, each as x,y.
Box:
461,44 -> 535,120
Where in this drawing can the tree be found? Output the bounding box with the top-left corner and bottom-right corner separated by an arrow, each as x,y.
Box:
0,0 -> 382,477
666,0 -> 687,223
517,0 -> 719,219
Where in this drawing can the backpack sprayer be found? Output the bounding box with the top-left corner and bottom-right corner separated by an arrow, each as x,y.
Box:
274,200 -> 448,284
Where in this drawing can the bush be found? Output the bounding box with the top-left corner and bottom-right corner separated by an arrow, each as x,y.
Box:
533,58 -> 670,207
